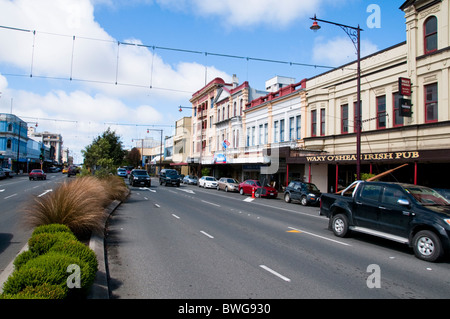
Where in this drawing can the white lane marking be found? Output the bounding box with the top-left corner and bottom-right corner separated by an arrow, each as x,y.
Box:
154,204 -> 161,208
172,214 -> 180,219
38,189 -> 53,197
260,265 -> 291,282
201,200 -> 220,207
288,227 -> 350,246
200,231 -> 214,239
243,197 -> 254,202
177,188 -> 196,194
4,193 -> 17,199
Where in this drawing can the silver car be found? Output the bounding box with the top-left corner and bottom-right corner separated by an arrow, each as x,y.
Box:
217,177 -> 239,192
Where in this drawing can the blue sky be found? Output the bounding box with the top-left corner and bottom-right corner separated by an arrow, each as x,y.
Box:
0,0 -> 407,162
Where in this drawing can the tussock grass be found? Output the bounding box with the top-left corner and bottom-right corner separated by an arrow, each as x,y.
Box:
23,176 -> 121,237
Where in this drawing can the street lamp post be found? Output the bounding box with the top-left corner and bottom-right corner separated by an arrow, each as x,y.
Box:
310,15 -> 363,180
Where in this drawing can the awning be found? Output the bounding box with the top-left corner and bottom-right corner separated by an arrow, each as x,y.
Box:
170,162 -> 188,166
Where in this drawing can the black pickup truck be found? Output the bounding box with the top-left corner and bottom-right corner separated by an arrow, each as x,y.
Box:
320,181 -> 450,262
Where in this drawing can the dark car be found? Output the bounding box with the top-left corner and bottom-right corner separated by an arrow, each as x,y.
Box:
238,179 -> 278,198
67,165 -> 80,177
284,180 -> 321,206
29,169 -> 46,180
129,169 -> 151,187
159,169 -> 180,187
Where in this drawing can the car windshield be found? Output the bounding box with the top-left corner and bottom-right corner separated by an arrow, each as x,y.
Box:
118,168 -> 126,172
166,170 -> 177,176
133,170 -> 148,175
254,181 -> 261,187
227,178 -> 238,183
405,186 -> 450,206
206,177 -> 215,181
303,183 -> 319,192
188,175 -> 197,179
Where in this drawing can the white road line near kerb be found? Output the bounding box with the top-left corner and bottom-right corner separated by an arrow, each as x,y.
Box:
4,193 -> 17,199
287,227 -> 351,246
200,231 -> 214,239
259,265 -> 291,282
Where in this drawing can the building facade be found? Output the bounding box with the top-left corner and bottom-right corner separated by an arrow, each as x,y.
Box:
302,0 -> 450,191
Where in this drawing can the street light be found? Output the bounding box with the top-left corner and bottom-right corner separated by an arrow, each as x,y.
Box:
310,15 -> 363,180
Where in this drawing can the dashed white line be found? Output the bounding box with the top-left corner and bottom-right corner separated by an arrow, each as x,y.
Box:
200,231 -> 214,239
201,200 -> 220,207
4,193 -> 17,199
260,265 -> 291,282
154,204 -> 161,208
172,214 -> 180,219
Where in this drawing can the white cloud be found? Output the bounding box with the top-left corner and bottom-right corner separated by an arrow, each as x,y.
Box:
0,0 -> 233,160
312,36 -> 379,66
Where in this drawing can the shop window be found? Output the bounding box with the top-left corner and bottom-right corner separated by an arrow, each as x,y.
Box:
424,16 -> 437,54
425,83 -> 438,123
393,92 -> 404,127
7,139 -> 12,149
341,104 -> 348,134
7,123 -> 13,132
320,108 -> 326,136
311,110 -> 317,137
376,95 -> 386,129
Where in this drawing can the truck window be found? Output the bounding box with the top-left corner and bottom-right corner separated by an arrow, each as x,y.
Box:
382,186 -> 405,205
360,184 -> 382,201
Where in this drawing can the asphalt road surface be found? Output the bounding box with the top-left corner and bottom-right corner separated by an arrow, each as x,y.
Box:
106,178 -> 450,299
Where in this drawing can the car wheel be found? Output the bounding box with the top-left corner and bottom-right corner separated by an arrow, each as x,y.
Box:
284,193 -> 291,203
331,214 -> 349,238
413,230 -> 443,262
225,186 -> 228,192
300,196 -> 308,206
239,188 -> 244,195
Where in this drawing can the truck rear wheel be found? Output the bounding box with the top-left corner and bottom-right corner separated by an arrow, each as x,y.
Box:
412,230 -> 443,262
331,214 -> 349,238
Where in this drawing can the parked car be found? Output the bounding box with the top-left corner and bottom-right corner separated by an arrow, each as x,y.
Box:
0,168 -> 5,179
183,175 -> 198,185
198,176 -> 218,189
159,169 -> 180,187
29,169 -> 46,180
117,167 -> 128,178
217,177 -> 239,192
67,165 -> 80,177
320,181 -> 450,262
2,168 -> 13,178
129,169 -> 151,187
62,167 -> 69,174
238,180 -> 278,198
284,180 -> 321,206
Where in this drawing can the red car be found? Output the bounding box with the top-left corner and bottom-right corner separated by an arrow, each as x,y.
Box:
238,179 -> 278,198
29,169 -> 47,181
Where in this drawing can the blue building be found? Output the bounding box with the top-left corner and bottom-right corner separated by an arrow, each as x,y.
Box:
0,113 -> 50,173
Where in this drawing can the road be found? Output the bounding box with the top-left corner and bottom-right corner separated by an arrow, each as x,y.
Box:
0,172 -> 68,273
106,178 -> 450,299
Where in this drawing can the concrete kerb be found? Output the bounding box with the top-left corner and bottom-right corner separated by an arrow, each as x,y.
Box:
88,196 -> 126,299
0,195 -> 127,298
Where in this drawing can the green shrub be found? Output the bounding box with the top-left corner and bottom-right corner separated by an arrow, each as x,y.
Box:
31,223 -> 73,237
3,252 -> 92,296
28,232 -> 77,255
13,250 -> 38,271
49,239 -> 98,273
1,283 -> 66,299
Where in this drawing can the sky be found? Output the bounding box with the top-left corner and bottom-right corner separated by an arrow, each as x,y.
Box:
0,0 -> 407,163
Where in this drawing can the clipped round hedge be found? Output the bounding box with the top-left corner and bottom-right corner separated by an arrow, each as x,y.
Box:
2,223 -> 98,299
